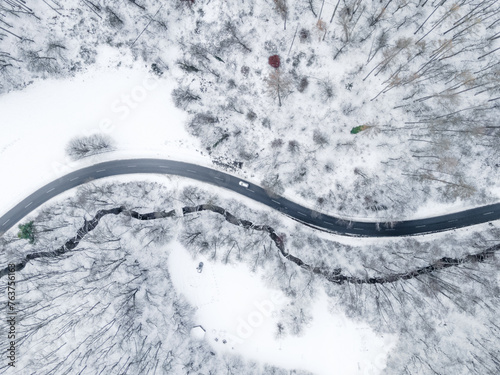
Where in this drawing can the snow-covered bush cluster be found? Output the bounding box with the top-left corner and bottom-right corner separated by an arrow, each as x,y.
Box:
66,133 -> 114,160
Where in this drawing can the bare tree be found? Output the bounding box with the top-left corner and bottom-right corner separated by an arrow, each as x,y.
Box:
265,70 -> 293,106
272,0 -> 288,29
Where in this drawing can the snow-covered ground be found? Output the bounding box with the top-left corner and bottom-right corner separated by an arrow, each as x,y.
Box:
1,173 -> 498,374
0,50 -> 396,375
0,47 -> 206,215
1,1 -> 499,374
1,49 -> 495,222
1,0 -> 499,224
170,241 -> 396,375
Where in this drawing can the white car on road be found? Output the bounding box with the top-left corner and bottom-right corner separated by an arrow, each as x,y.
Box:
238,181 -> 249,188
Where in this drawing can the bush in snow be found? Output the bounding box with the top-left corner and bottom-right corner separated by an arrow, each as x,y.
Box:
299,28 -> 310,43
246,110 -> 257,121
172,87 -> 200,109
313,130 -> 329,147
271,138 -> 284,148
240,65 -> 250,77
288,140 -> 300,153
66,134 -> 114,160
298,77 -> 309,92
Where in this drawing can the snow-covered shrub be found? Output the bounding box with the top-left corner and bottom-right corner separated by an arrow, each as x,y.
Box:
299,28 -> 310,43
188,112 -> 219,137
271,138 -> 284,148
66,134 -> 114,160
246,109 -> 257,121
298,77 -> 309,92
240,65 -> 250,77
172,87 -> 200,109
288,140 -> 299,153
313,130 -> 329,147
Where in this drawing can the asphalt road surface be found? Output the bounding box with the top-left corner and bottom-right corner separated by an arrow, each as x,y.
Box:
1,159 -> 499,237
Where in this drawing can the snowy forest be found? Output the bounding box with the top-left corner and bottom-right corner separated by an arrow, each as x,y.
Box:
1,0 -> 499,218
1,0 -> 500,374
1,180 -> 500,373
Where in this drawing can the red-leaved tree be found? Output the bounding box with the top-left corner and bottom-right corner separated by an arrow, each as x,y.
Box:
268,55 -> 280,68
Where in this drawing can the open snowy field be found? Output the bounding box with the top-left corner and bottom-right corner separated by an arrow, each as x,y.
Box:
0,48 -> 206,216
168,242 -> 395,375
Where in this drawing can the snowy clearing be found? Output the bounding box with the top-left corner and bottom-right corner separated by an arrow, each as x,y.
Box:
168,242 -> 396,375
0,48 -> 205,215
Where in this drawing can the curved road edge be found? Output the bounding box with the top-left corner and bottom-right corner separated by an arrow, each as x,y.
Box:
1,158 -> 499,238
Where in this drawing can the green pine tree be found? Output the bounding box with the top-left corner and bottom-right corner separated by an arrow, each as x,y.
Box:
18,221 -> 36,244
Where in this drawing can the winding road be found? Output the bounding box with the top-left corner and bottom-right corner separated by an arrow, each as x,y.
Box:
0,158 -> 499,237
